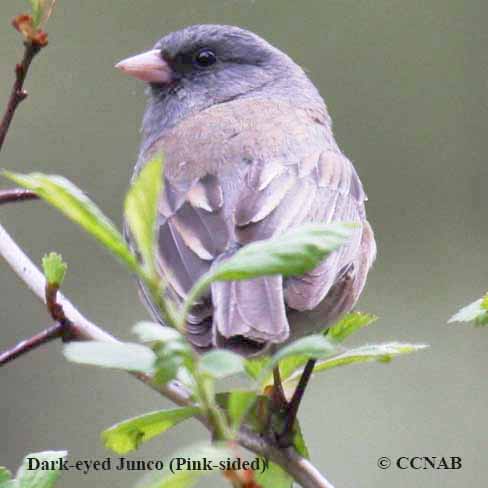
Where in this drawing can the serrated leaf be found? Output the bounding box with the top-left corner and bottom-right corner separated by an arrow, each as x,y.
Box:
124,157 -> 163,278
16,451 -> 67,488
254,421 -> 308,487
255,461 -> 292,488
227,390 -> 257,429
449,298 -> 484,322
0,468 -> 11,484
28,1 -> 43,27
134,442 -> 233,488
0,479 -> 15,488
275,355 -> 309,384
28,0 -> 56,28
63,341 -> 156,374
41,252 -> 67,286
244,356 -> 270,380
449,294 -> 488,326
258,335 -> 336,385
181,223 -> 354,323
199,350 -> 245,379
216,391 -> 267,433
102,407 -> 199,454
327,312 -> 378,343
285,342 -> 429,383
212,223 -> 354,280
132,323 -> 195,384
154,353 -> 185,386
277,312 -> 377,382
293,421 -> 310,459
3,171 -> 138,274
133,322 -> 183,344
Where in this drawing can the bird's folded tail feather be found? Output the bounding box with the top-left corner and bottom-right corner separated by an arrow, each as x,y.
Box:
210,251 -> 290,355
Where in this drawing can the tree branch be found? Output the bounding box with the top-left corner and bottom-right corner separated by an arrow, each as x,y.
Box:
0,322 -> 63,366
0,188 -> 38,205
0,40 -> 42,151
0,221 -> 335,488
0,222 -> 192,404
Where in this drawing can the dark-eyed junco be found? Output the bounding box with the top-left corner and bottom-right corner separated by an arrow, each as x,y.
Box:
116,25 -> 376,357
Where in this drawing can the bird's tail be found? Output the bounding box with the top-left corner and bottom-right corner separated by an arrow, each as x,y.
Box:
210,253 -> 290,355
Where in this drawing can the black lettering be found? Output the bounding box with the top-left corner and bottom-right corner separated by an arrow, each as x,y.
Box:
27,457 -> 39,470
410,457 -> 424,469
451,457 -> 462,469
437,458 -> 449,470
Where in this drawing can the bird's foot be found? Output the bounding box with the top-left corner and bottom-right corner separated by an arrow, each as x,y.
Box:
274,359 -> 317,448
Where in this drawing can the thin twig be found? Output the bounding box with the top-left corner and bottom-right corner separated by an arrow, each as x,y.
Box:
0,41 -> 42,151
0,322 -> 63,366
0,222 -> 191,404
0,221 -> 335,488
279,359 -> 317,447
0,188 -> 38,205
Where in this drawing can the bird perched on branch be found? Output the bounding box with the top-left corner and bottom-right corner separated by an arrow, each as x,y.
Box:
117,24 -> 376,445
116,24 -> 376,357
117,26 -> 376,435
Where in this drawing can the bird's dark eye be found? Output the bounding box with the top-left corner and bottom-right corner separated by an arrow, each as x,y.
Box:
193,48 -> 217,68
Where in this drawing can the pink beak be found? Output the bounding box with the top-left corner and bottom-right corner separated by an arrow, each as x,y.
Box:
115,49 -> 172,84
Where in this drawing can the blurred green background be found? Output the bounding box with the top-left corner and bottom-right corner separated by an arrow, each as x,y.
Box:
1,1 -> 487,487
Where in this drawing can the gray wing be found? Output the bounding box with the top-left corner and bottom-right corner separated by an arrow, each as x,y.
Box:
141,101 -> 375,353
233,148 -> 375,316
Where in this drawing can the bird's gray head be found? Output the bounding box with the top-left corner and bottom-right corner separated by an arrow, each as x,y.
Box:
116,25 -> 324,147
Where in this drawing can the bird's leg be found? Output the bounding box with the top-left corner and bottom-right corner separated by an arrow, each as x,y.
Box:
271,366 -> 288,410
277,359 -> 316,448
261,367 -> 288,440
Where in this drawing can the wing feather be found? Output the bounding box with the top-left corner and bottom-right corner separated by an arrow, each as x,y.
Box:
138,99 -> 375,354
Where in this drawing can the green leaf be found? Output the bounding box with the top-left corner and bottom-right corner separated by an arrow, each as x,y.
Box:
277,312 -> 378,382
124,157 -> 163,278
41,252 -> 67,286
28,1 -> 43,27
258,335 -> 336,384
63,341 -> 156,374
276,355 -> 309,384
255,461 -> 292,488
216,391 -> 267,433
255,421 -> 308,487
244,356 -> 270,380
285,342 -> 429,383
154,353 -> 185,386
255,420 -> 309,488
211,222 -> 354,280
180,223 -> 354,325
293,421 -> 310,459
199,350 -> 245,379
28,1 -> 56,28
227,390 -> 257,429
3,171 -> 138,274
133,322 -> 183,344
0,468 -> 11,484
102,407 -> 199,454
134,442 -> 233,488
133,323 -> 195,385
449,294 -> 488,326
16,451 -> 67,488
327,312 -> 378,343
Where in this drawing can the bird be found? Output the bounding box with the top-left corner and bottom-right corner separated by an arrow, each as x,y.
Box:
116,24 -> 376,356
116,27 -> 376,438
